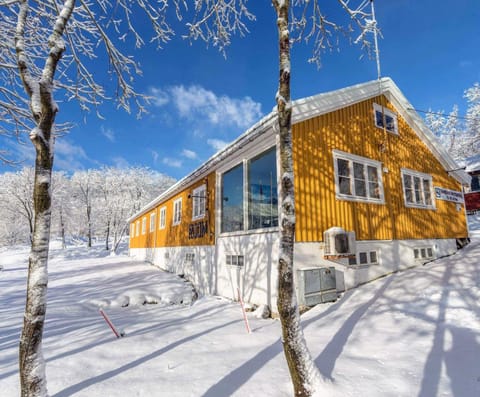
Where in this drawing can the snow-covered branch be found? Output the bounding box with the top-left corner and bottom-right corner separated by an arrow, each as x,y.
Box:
290,0 -> 378,67
185,0 -> 255,54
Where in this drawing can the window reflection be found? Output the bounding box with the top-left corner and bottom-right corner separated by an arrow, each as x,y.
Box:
248,148 -> 278,230
220,147 -> 278,233
221,164 -> 244,233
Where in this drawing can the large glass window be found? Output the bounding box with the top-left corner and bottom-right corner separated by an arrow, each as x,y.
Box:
333,150 -> 384,203
221,164 -> 244,233
248,148 -> 278,230
221,147 -> 278,233
401,169 -> 434,209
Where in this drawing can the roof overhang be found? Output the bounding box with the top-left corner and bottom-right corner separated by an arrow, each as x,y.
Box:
128,77 -> 470,222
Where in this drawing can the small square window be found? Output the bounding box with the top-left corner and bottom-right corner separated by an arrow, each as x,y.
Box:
348,257 -> 357,266
359,252 -> 368,264
373,103 -> 398,134
226,255 -> 231,265
414,249 -> 419,259
238,256 -> 244,267
370,251 -> 378,263
427,248 -> 433,257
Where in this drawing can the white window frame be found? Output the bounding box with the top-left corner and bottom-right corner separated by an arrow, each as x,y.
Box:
149,212 -> 156,232
159,206 -> 166,230
349,250 -> 379,266
414,246 -> 434,261
333,150 -> 385,204
173,198 -> 182,226
136,220 -> 140,237
130,223 -> 135,237
141,217 -> 147,235
373,103 -> 398,134
401,169 -> 435,210
192,185 -> 207,220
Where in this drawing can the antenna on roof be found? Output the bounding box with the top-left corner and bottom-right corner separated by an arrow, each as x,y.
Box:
370,0 -> 382,80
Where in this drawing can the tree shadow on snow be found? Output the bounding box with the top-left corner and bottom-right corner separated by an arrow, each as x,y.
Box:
51,319 -> 239,397
202,289 -> 355,397
314,276 -> 393,380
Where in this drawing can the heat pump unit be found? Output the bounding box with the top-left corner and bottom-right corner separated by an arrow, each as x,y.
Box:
324,227 -> 356,258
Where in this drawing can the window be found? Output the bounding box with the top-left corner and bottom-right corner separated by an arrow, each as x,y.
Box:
333,150 -> 384,203
149,213 -> 156,232
185,252 -> 195,262
136,220 -> 140,237
221,163 -> 245,233
192,185 -> 207,220
471,174 -> 480,192
130,224 -> 135,237
248,148 -> 278,230
401,169 -> 435,209
373,103 -> 398,134
349,250 -> 379,265
141,217 -> 146,235
414,246 -> 434,260
159,207 -> 166,229
173,198 -> 182,226
226,254 -> 244,267
221,147 -> 279,233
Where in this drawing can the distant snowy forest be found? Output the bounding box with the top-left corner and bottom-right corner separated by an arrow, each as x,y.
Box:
0,167 -> 175,249
425,82 -> 480,160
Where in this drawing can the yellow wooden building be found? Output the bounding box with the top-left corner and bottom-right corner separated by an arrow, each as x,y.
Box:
128,78 -> 470,309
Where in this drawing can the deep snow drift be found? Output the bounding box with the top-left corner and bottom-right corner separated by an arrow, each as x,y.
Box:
1,229 -> 479,396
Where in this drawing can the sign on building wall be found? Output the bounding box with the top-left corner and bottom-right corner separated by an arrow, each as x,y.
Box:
188,221 -> 209,239
434,187 -> 464,204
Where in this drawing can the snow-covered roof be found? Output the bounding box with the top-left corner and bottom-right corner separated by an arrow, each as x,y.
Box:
128,77 -> 470,222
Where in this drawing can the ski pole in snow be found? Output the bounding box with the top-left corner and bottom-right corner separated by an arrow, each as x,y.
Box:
99,308 -> 125,338
237,288 -> 251,334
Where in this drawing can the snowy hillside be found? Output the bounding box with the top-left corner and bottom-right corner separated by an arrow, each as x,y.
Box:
1,237 -> 479,396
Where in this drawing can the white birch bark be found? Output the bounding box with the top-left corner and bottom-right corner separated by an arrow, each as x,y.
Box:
16,1 -> 75,395
272,1 -> 321,396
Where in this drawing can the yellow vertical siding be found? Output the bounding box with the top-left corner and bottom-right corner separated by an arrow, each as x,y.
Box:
292,95 -> 468,242
129,173 -> 216,248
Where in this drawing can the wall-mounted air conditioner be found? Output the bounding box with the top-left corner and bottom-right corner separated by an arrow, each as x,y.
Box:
324,227 -> 356,258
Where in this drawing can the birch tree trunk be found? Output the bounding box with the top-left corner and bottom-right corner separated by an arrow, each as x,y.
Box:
16,1 -> 75,395
272,1 -> 321,395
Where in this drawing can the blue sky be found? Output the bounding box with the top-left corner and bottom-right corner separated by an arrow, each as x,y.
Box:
3,0 -> 480,179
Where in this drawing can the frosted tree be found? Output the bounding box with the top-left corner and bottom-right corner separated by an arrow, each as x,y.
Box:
51,171 -> 72,249
425,82 -> 480,161
465,82 -> 480,155
425,106 -> 468,160
92,167 -> 174,253
187,1 -> 376,395
0,167 -> 35,245
0,1 -> 186,395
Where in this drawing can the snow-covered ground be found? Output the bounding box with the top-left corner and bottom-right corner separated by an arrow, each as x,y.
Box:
1,230 -> 480,396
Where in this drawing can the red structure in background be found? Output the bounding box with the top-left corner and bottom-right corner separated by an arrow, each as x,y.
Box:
464,164 -> 480,214
465,191 -> 480,214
